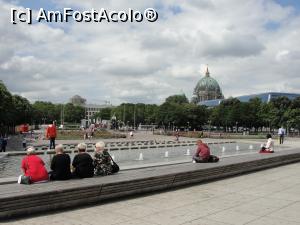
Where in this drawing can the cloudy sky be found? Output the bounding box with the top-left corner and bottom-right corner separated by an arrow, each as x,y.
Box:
0,0 -> 300,105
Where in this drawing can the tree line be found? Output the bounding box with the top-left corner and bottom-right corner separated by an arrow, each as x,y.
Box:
0,81 -> 85,134
209,96 -> 300,133
1,80 -> 300,134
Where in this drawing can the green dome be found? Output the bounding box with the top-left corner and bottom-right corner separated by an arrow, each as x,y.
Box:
192,66 -> 223,103
195,76 -> 222,93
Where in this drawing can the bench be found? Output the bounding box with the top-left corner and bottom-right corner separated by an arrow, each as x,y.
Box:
0,148 -> 300,219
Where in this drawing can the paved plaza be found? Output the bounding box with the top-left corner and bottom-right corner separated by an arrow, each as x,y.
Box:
2,162 -> 300,225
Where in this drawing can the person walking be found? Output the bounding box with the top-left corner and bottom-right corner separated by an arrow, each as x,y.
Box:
0,135 -> 7,152
46,121 -> 57,149
0,136 -> 3,152
175,130 -> 179,141
278,126 -> 285,144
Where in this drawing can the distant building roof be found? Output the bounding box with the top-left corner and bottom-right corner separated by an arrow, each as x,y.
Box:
199,92 -> 300,107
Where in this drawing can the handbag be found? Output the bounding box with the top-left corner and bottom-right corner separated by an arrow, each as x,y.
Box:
18,175 -> 31,184
111,161 -> 119,173
18,157 -> 31,184
208,155 -> 219,163
109,155 -> 119,173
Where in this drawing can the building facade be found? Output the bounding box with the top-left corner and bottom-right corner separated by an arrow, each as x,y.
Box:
199,92 -> 300,107
70,95 -> 113,126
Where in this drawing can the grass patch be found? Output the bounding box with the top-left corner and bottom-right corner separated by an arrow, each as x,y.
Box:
57,130 -> 126,140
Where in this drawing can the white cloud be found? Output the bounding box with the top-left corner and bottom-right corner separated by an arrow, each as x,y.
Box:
0,0 -> 300,105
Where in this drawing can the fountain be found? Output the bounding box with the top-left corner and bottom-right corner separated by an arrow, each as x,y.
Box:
185,149 -> 190,156
222,146 -> 226,153
138,153 -> 143,161
0,142 -> 263,178
236,145 -> 240,151
249,145 -> 253,150
164,151 -> 169,158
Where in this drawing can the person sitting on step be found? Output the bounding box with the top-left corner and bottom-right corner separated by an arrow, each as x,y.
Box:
260,134 -> 274,153
50,144 -> 72,180
193,140 -> 211,163
72,143 -> 94,178
18,146 -> 49,184
93,141 -> 113,176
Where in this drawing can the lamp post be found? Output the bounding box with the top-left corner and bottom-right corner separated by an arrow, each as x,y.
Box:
208,120 -> 211,137
236,121 -> 238,133
133,104 -> 136,130
187,122 -> 190,134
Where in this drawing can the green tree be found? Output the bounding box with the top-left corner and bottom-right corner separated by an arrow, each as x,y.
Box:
32,101 -> 60,124
270,96 -> 291,127
64,103 -> 85,123
92,108 -> 112,121
165,94 -> 189,104
12,95 -> 33,125
0,81 -> 14,133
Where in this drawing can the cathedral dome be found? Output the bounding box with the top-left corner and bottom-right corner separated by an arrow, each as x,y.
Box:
192,66 -> 224,103
195,76 -> 222,93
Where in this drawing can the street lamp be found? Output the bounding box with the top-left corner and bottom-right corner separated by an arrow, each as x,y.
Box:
235,121 -> 238,133
187,122 -> 190,133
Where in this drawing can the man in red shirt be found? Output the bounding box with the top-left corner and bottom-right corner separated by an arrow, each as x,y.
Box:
46,121 -> 57,149
193,140 -> 211,163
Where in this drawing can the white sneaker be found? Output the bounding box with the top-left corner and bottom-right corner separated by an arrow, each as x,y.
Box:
17,175 -> 22,184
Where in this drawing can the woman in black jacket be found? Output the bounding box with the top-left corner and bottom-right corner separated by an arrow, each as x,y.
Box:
72,143 -> 94,178
50,144 -> 71,180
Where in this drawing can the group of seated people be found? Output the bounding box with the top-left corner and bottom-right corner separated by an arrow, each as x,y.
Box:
18,141 -> 118,184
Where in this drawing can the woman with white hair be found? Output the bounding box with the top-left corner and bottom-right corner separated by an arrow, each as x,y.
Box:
94,141 -> 113,176
72,143 -> 94,178
50,144 -> 71,180
18,146 -> 49,184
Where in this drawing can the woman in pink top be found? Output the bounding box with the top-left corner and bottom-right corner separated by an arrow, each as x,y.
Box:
19,146 -> 49,184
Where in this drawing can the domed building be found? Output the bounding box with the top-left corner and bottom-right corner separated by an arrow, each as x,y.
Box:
191,66 -> 224,104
